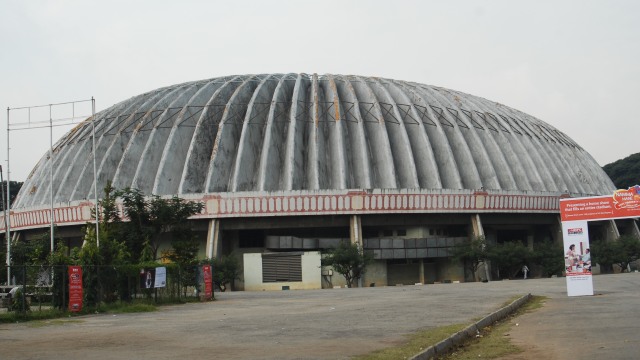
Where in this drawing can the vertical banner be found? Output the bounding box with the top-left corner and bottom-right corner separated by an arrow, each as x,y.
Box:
68,266 -> 83,312
561,220 -> 593,296
203,265 -> 213,300
154,267 -> 167,288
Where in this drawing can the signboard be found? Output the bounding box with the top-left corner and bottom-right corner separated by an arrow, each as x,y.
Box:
68,266 -> 83,312
140,268 -> 156,289
203,265 -> 212,300
560,185 -> 640,222
154,267 -> 166,288
559,185 -> 639,297
561,221 -> 593,296
140,267 -> 166,289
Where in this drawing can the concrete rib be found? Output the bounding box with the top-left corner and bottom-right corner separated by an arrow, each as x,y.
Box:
256,74 -> 297,191
369,78 -> 420,189
282,74 -> 310,191
379,79 -> 442,189
205,75 -> 260,192
152,81 -> 225,195
132,85 -> 200,194
333,75 -> 372,189
179,76 -> 243,194
231,75 -> 278,192
349,76 -> 397,189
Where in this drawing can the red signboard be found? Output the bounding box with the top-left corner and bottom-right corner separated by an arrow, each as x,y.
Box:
68,266 -> 83,312
203,265 -> 212,300
560,186 -> 640,222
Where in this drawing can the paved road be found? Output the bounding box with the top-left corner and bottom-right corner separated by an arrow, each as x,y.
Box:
1,273 -> 638,359
500,272 -> 640,360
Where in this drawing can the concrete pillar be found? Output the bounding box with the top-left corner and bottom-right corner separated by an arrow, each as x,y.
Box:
471,214 -> 485,237
470,214 -> 490,282
349,215 -> 363,247
419,260 -> 425,284
206,219 -> 221,260
349,215 -> 363,287
552,216 -> 564,246
630,219 -> 640,239
605,219 -> 620,242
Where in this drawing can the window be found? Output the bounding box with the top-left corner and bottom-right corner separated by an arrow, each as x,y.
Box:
396,229 -> 407,236
262,253 -> 302,282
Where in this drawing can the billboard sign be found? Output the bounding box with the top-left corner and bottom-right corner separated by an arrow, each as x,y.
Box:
559,185 -> 639,297
560,185 -> 640,222
561,221 -> 593,296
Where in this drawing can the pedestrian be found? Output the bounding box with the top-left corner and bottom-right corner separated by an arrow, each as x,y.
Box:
522,265 -> 529,279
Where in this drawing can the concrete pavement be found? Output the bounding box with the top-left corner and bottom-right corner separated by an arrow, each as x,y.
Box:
1,273 -> 638,359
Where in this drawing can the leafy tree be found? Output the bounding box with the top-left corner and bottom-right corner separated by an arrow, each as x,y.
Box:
0,180 -> 23,211
603,152 -> 640,189
486,241 -> 532,279
321,241 -> 373,288
48,240 -> 73,309
166,226 -> 201,295
592,235 -> 640,273
212,254 -> 240,292
117,188 -> 204,262
614,235 -> 640,271
450,236 -> 487,281
531,240 -> 564,277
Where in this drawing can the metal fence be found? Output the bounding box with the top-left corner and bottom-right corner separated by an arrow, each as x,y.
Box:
1,264 -> 210,313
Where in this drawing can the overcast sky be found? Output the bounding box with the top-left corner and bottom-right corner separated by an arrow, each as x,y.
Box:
1,0 -> 638,182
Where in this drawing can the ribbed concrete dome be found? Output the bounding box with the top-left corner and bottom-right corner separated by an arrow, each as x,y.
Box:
14,73 -> 615,209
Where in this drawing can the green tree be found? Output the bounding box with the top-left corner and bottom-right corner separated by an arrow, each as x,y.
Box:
602,152 -> 640,189
321,241 -> 373,288
0,180 -> 23,211
450,235 -> 487,282
166,226 -> 201,295
117,188 -> 204,262
615,235 -> 640,271
212,254 -> 240,292
593,235 -> 640,273
531,241 -> 564,277
486,241 -> 532,279
48,240 -> 73,309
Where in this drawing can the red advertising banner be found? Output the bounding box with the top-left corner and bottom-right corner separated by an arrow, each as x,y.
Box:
68,266 -> 83,312
560,185 -> 640,222
203,265 -> 212,300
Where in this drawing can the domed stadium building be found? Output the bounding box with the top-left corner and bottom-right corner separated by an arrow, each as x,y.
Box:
1,73 -> 627,290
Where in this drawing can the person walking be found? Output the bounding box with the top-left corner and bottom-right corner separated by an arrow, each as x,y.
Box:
522,265 -> 529,279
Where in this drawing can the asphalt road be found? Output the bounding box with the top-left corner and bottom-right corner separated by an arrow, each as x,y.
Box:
1,273 -> 639,359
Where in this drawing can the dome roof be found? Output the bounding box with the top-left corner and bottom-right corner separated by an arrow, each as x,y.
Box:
14,73 -> 614,209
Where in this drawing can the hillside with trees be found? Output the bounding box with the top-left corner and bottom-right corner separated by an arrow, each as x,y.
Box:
603,153 -> 640,189
0,181 -> 23,211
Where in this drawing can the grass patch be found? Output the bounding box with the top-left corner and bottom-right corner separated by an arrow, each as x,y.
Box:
353,323 -> 468,360
0,308 -> 67,324
442,295 -> 547,359
0,300 -> 159,323
353,295 -> 547,360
